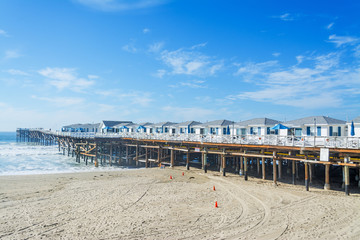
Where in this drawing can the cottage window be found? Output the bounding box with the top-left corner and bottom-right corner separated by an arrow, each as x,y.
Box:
317,126 -> 321,136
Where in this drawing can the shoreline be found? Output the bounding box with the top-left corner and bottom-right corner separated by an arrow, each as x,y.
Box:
1,167 -> 360,239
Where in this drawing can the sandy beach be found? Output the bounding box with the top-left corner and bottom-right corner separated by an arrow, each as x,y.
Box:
1,167 -> 360,239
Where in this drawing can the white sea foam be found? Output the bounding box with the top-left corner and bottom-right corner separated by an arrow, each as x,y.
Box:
0,142 -> 132,176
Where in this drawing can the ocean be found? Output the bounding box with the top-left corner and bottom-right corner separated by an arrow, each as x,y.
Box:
0,132 -> 124,176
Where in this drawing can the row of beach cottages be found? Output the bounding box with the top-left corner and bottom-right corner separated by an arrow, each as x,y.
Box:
61,116 -> 360,138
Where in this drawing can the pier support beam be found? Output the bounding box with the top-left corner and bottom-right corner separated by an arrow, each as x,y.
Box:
240,156 -> 244,176
235,157 -> 239,173
244,156 -> 248,181
292,160 -> 296,185
95,143 -> 98,167
158,148 -> 161,166
126,146 -> 129,165
221,154 -> 226,176
109,143 -> 113,166
262,157 -> 266,180
170,149 -> 174,168
278,160 -> 282,180
203,151 -> 207,173
273,152 -> 277,186
186,150 -> 190,170
324,164 -> 330,190
257,158 -> 260,176
344,156 -> 350,195
145,148 -> 148,168
305,162 -> 309,191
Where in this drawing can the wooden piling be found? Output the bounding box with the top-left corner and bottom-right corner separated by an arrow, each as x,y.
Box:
186,150 -> 190,170
257,157 -> 260,176
204,151 -> 208,173
273,151 -> 277,186
244,156 -> 248,181
305,162 -> 309,191
278,159 -> 282,180
240,156 -> 244,176
324,164 -> 330,190
222,154 -> 226,176
292,160 -> 296,185
235,156 -> 239,173
170,149 -> 174,168
344,156 -> 350,195
262,157 -> 266,180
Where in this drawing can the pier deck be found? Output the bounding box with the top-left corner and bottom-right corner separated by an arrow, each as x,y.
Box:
16,128 -> 360,195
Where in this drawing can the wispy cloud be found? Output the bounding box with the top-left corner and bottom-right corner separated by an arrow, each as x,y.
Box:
38,67 -> 95,91
0,29 -> 9,37
122,43 -> 137,53
88,74 -> 99,79
3,69 -> 29,76
234,60 -> 278,77
74,0 -> 168,12
326,22 -> 334,30
32,95 -> 85,106
328,34 -> 359,47
272,52 -> 281,57
162,106 -> 215,120
158,43 -> 223,77
4,50 -> 21,59
143,28 -> 150,34
153,69 -> 166,78
273,13 -> 295,21
96,89 -> 153,107
148,42 -> 164,53
229,52 -> 360,108
169,80 -> 207,89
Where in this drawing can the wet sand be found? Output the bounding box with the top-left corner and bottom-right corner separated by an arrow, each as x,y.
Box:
1,167 -> 360,239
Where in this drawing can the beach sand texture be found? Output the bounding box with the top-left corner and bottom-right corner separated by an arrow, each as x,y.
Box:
1,168 -> 360,239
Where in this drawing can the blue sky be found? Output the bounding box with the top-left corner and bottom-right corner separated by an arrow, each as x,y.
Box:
1,0 -> 360,131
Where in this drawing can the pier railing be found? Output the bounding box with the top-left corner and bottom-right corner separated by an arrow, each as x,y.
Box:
46,131 -> 360,149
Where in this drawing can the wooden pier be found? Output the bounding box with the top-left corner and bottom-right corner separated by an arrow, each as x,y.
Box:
16,128 -> 360,195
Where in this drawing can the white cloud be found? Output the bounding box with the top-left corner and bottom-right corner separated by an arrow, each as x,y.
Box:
272,52 -> 281,57
88,74 -> 99,79
96,89 -> 153,107
328,34 -> 359,47
159,44 -> 223,77
38,67 -> 95,91
4,69 -> 29,76
4,50 -> 21,59
148,42 -> 164,53
143,28 -> 150,34
162,106 -> 215,120
32,95 -> 85,106
0,29 -> 9,37
235,60 -> 278,76
230,52 -> 360,109
169,80 -> 207,89
74,0 -> 167,12
153,69 -> 166,78
326,22 -> 334,30
122,43 -> 137,53
273,13 -> 295,21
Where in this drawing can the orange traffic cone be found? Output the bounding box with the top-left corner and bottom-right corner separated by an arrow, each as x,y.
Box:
213,185 -> 216,191
170,175 -> 172,180
182,172 -> 184,176
215,201 -> 218,208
